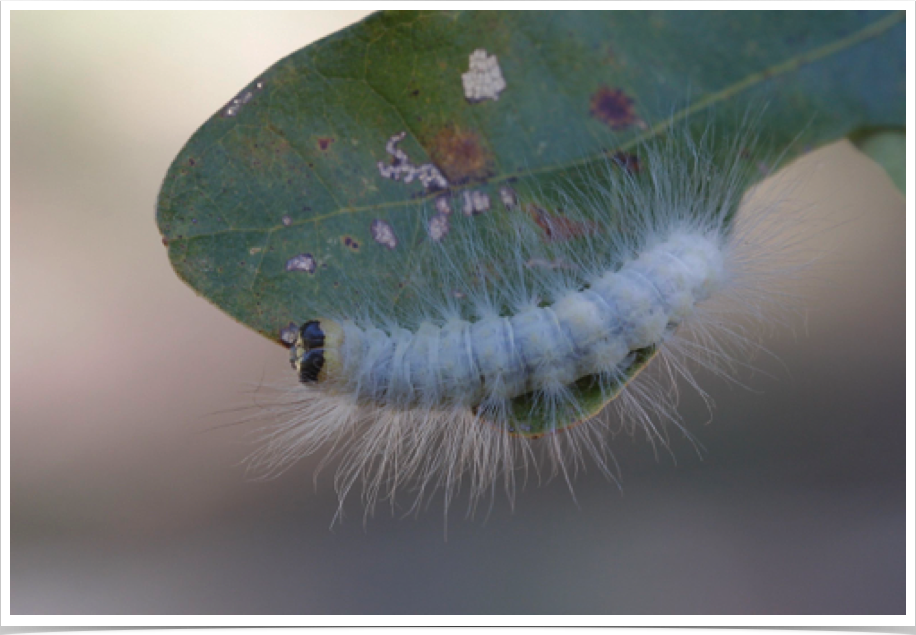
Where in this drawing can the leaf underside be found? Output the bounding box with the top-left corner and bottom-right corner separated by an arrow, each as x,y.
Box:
157,10 -> 904,431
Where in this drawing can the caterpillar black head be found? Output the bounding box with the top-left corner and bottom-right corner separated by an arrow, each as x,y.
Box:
290,319 -> 344,384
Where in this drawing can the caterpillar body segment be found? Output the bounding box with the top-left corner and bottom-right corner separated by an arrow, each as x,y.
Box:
291,230 -> 726,437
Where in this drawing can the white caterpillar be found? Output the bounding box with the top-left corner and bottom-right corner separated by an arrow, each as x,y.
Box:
247,115 -> 803,515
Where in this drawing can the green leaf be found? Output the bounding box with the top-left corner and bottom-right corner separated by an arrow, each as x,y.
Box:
852,129 -> 906,195
157,11 -> 905,432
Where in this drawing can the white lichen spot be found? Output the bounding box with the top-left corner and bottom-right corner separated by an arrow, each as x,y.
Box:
427,213 -> 450,242
461,189 -> 491,216
377,132 -> 448,190
282,215 -> 293,226
249,247 -> 262,256
435,194 -> 452,216
370,219 -> 398,249
221,80 -> 265,118
462,49 -> 507,103
286,253 -> 316,274
499,185 -> 518,210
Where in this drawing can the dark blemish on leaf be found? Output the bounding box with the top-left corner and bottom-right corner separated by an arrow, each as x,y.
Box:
377,132 -> 449,190
279,322 -> 299,347
610,151 -> 641,174
589,87 -> 642,130
429,125 -> 494,184
221,80 -> 265,118
282,215 -> 293,226
286,253 -> 317,274
302,205 -> 312,212
370,219 -> 398,249
317,137 -> 335,151
341,236 -> 360,251
161,237 -> 169,247
188,158 -> 197,166
528,204 -> 600,241
409,89 -> 420,98
191,218 -> 198,224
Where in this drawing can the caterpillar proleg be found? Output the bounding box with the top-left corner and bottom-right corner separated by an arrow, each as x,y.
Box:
244,111 -> 809,516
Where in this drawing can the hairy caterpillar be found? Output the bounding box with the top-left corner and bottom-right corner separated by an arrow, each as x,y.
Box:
244,112 -> 805,516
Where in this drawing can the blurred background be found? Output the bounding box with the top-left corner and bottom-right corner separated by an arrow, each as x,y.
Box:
10,11 -> 906,615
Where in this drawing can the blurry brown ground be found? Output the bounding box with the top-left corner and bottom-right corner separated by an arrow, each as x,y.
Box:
10,11 -> 906,614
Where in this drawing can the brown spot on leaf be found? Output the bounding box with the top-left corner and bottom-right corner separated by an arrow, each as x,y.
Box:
317,137 -> 335,151
610,151 -> 641,174
429,125 -> 494,184
245,132 -> 292,169
528,204 -> 599,242
589,87 -> 640,130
